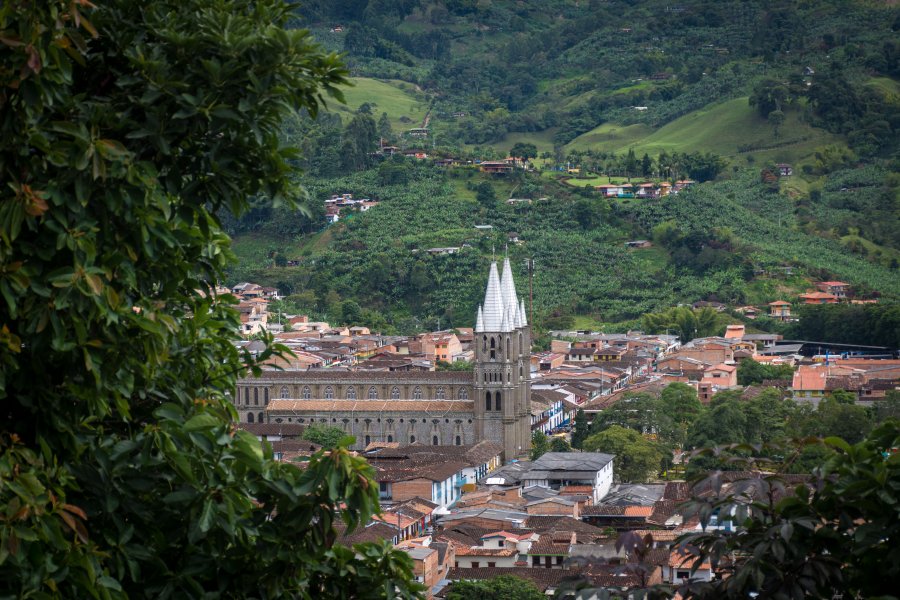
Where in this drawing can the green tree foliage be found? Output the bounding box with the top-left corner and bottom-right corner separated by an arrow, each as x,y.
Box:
789,304 -> 900,349
675,422 -> 900,599
302,424 -> 349,448
446,575 -> 545,600
571,409 -> 589,450
0,2 -> 421,597
530,431 -> 550,461
475,181 -> 497,208
641,307 -> 720,343
749,79 -> 788,117
736,358 -> 794,385
342,111 -> 379,172
509,142 -> 538,160
583,425 -> 663,483
658,383 -> 703,447
550,436 -> 571,453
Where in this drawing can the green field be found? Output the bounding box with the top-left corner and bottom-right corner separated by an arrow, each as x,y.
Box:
325,77 -> 428,129
566,97 -> 841,166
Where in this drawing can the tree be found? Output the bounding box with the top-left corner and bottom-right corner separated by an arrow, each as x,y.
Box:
302,424 -> 349,448
377,111 -> 393,142
737,357 -> 794,385
583,426 -> 663,483
658,383 -> 703,447
571,409 -> 589,449
768,109 -> 785,138
674,421 -> 900,599
641,153 -> 653,177
446,575 -> 545,600
550,437 -> 571,452
530,431 -> 550,460
475,181 -> 497,207
0,2 -> 421,597
341,111 -> 378,172
509,142 -> 538,160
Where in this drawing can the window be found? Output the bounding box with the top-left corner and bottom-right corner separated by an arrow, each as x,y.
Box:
532,556 -> 539,567
487,562 -> 496,568
455,435 -> 461,446
263,388 -> 269,405
495,392 -> 502,411
253,388 -> 258,406
391,386 -> 400,399
471,561 -> 479,569
258,412 -> 264,423
364,435 -> 371,446
368,386 -> 378,399
280,386 -> 289,399
324,386 -> 334,400
413,386 -> 422,400
346,386 -> 356,400
247,412 -> 254,423
432,435 -> 438,445
410,435 -> 416,444
485,391 -> 491,411
387,435 -> 393,443
302,386 -> 311,399
243,387 -> 249,404
458,388 -> 468,400
436,387 -> 445,400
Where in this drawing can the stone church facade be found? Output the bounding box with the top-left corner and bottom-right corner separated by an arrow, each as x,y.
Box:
233,258 -> 532,458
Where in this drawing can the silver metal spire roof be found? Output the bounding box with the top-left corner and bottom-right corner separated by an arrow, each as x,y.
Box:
519,299 -> 528,327
481,261 -> 504,331
475,305 -> 485,333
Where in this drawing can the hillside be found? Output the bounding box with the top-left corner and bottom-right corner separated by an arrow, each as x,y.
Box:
225,0 -> 900,333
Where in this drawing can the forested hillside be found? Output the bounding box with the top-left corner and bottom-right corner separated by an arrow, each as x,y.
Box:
228,0 -> 900,336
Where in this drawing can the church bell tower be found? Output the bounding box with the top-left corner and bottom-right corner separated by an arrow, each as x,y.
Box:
473,257 -> 531,459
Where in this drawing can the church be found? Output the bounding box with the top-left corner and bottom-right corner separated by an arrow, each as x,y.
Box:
232,258 -> 533,459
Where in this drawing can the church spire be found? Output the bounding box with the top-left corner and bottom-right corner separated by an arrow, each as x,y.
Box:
519,299 -> 528,327
481,261 -> 504,331
475,305 -> 485,333
499,256 -> 519,316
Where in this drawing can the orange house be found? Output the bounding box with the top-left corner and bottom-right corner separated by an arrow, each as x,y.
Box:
799,292 -> 839,305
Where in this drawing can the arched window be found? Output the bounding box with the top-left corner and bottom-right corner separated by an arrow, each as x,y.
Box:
387,435 -> 393,443
436,387 -> 445,400
263,388 -> 269,405
495,391 -> 502,412
482,335 -> 487,352
432,436 -> 439,446
368,386 -> 378,399
490,337 -> 496,349
458,388 -> 468,400
365,435 -> 371,446
346,386 -> 357,400
280,386 -> 289,399
253,388 -> 259,406
391,386 -> 400,399
455,435 -> 461,446
413,386 -> 422,400
410,435 -> 416,444
247,412 -> 255,423
485,391 -> 491,411
243,387 -> 249,404
302,386 -> 311,400
258,412 -> 264,423
324,386 -> 334,400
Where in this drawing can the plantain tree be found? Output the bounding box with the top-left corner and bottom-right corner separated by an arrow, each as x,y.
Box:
0,1 -> 421,597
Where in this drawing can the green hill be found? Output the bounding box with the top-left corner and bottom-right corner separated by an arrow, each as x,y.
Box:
324,77 -> 429,129
567,97 -> 841,167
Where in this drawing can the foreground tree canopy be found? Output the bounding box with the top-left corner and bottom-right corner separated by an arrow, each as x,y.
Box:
0,2 -> 422,598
